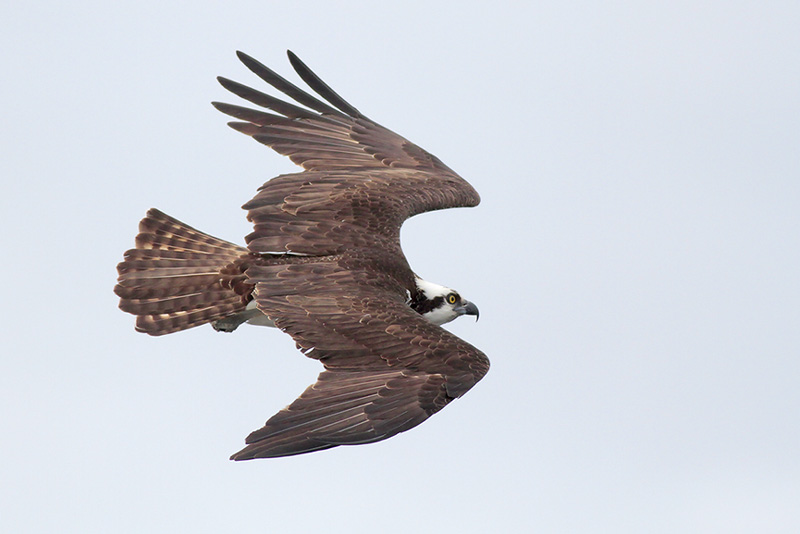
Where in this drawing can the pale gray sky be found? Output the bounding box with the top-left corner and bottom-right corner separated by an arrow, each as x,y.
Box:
2,2 -> 799,532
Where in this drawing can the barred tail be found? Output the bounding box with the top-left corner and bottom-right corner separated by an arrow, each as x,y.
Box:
114,208 -> 251,336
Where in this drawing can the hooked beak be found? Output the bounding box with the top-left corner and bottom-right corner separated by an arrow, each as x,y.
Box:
458,300 -> 480,322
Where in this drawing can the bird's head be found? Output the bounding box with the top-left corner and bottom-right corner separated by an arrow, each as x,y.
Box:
412,278 -> 479,326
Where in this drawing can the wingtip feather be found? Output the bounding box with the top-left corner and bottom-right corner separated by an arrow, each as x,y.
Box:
236,50 -> 268,76
286,51 -> 361,118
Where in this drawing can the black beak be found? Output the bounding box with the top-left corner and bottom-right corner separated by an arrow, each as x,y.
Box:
461,300 -> 480,322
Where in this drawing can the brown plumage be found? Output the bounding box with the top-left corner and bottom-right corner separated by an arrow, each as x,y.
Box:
115,51 -> 489,459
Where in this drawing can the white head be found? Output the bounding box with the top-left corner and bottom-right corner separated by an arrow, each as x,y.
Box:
412,278 -> 479,326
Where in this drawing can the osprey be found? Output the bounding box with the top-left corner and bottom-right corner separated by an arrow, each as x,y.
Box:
115,51 -> 489,459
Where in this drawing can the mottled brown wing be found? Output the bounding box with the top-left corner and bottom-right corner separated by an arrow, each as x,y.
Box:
230,261 -> 490,460
212,51 -> 480,255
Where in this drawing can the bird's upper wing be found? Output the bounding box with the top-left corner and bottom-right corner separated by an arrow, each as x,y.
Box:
230,259 -> 490,459
213,51 -> 480,255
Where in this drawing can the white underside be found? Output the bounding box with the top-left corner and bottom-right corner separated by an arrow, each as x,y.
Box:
244,300 -> 276,328
245,312 -> 276,328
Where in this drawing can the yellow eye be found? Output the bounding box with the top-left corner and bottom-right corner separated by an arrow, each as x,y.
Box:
447,294 -> 457,305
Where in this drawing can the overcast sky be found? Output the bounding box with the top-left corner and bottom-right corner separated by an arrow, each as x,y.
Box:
2,2 -> 799,533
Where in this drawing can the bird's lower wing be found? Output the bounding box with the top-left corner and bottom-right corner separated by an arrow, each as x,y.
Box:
229,259 -> 490,459
230,368 -> 450,460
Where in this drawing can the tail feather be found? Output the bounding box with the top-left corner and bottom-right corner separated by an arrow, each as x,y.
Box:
115,209 -> 252,336
135,212 -> 245,254
118,289 -> 240,315
133,299 -> 246,335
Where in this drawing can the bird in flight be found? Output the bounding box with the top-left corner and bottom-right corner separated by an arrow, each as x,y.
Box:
115,51 -> 489,459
